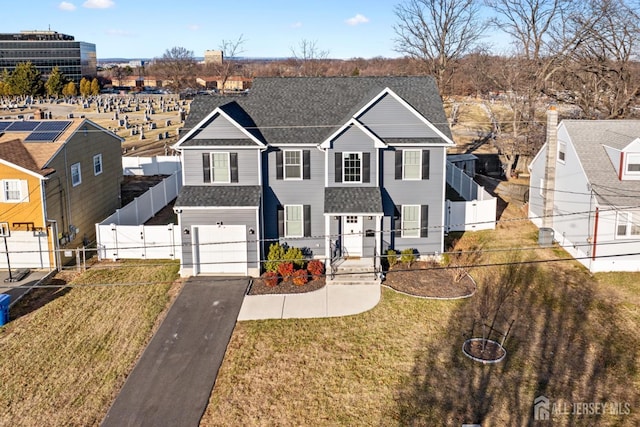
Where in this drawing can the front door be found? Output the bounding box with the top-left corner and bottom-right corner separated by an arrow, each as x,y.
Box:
342,215 -> 362,257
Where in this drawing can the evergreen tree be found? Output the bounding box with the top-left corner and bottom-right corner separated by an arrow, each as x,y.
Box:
45,66 -> 66,97
8,62 -> 43,96
62,81 -> 77,97
90,78 -> 100,95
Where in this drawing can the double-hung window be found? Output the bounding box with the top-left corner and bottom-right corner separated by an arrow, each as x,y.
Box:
284,150 -> 302,179
3,180 -> 23,202
558,141 -> 567,163
401,205 -> 421,238
403,150 -> 421,180
343,152 -> 362,183
212,152 -> 230,183
626,153 -> 640,173
71,163 -> 82,186
285,205 -> 303,237
93,154 -> 103,176
616,211 -> 640,238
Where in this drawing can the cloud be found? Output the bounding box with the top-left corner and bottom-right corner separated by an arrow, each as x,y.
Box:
345,14 -> 369,26
58,2 -> 76,11
83,0 -> 115,8
187,24 -> 200,31
291,22 -> 302,29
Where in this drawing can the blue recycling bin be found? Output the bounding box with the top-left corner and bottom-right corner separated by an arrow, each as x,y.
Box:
0,294 -> 9,326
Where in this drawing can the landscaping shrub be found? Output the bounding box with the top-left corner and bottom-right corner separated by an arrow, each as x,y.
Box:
401,248 -> 416,268
307,259 -> 324,280
386,249 -> 399,269
292,269 -> 308,286
262,271 -> 279,287
265,242 -> 286,272
283,246 -> 305,269
277,262 -> 294,281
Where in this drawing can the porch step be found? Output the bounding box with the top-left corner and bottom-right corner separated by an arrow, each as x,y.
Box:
327,263 -> 380,285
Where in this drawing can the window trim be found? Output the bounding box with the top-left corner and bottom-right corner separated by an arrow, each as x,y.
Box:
342,151 -> 362,184
402,149 -> 422,180
557,141 -> 567,164
625,153 -> 640,174
211,152 -> 231,183
2,179 -> 23,202
284,204 -> 304,238
93,153 -> 103,176
615,211 -> 640,239
401,205 -> 421,238
71,162 -> 82,187
283,149 -> 303,180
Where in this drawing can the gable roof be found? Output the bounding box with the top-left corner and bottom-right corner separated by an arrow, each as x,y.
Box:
562,120 -> 640,207
0,139 -> 53,177
180,76 -> 452,147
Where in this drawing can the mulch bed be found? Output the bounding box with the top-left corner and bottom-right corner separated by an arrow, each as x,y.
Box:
463,339 -> 506,361
383,261 -> 476,298
248,276 -> 326,295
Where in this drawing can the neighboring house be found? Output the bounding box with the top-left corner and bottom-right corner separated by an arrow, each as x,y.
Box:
528,111 -> 640,272
0,119 -> 123,268
196,76 -> 252,92
172,76 -> 455,277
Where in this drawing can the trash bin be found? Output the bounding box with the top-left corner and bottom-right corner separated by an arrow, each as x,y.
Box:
0,294 -> 9,326
538,227 -> 554,247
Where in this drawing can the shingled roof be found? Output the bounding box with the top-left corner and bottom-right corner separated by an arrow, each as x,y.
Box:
562,120 -> 640,207
175,185 -> 261,207
0,139 -> 54,176
182,76 -> 452,146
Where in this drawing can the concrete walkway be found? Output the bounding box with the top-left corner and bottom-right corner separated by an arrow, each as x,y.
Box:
237,283 -> 381,321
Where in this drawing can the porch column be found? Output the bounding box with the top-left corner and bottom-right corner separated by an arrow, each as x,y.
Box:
324,214 -> 331,265
375,214 -> 382,270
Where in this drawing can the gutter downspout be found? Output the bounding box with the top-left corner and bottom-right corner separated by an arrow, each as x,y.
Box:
592,207 -> 599,263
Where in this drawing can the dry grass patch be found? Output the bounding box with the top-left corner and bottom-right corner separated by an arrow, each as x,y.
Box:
0,260 -> 180,427
202,203 -> 640,426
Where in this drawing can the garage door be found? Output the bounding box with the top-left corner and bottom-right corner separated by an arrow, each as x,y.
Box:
194,225 -> 247,275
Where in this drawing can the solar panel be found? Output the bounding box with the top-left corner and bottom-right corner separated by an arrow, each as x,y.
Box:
24,131 -> 62,142
6,121 -> 40,132
0,122 -> 12,132
34,120 -> 71,132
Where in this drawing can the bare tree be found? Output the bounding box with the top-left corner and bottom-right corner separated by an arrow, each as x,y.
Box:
393,0 -> 487,95
290,39 -> 330,77
152,46 -> 197,93
207,35 -> 246,94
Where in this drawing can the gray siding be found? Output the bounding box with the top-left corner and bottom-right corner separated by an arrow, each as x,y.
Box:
328,126 -> 378,186
382,146 -> 446,254
182,148 -> 260,186
263,147 -> 325,257
180,208 -> 259,271
358,94 -> 440,139
194,114 -> 246,139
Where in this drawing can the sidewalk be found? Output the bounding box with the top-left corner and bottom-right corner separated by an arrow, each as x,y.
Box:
237,283 -> 381,321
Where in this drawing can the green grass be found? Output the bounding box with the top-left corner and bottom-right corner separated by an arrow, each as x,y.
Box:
0,260 -> 180,427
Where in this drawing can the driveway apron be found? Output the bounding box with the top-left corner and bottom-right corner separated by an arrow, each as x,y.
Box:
102,276 -> 248,427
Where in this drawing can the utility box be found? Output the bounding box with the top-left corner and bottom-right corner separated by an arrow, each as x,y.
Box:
539,227 -> 554,247
0,294 -> 9,326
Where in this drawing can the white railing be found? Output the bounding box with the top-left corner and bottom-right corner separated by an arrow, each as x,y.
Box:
122,155 -> 182,176
446,161 -> 496,231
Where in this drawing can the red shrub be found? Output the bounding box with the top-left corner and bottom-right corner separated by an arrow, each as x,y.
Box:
307,259 -> 324,280
277,262 -> 294,281
292,269 -> 308,286
262,271 -> 279,287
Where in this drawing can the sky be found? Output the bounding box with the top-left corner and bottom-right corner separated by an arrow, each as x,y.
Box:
4,0 -> 510,61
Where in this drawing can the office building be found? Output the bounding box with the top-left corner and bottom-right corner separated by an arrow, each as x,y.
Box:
0,30 -> 97,83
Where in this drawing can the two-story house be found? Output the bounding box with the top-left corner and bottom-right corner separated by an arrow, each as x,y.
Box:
0,119 -> 123,268
528,109 -> 640,272
172,77 -> 454,277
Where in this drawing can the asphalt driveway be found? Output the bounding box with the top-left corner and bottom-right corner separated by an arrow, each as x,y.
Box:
102,276 -> 248,427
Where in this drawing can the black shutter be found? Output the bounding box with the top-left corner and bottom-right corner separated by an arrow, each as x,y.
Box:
363,152 -> 370,183
395,150 -> 403,180
335,152 -> 342,183
303,150 -> 311,180
395,205 -> 402,236
421,205 -> 429,237
202,153 -> 211,183
276,150 -> 283,180
422,150 -> 430,180
277,205 -> 284,237
230,153 -> 238,183
304,205 -> 311,237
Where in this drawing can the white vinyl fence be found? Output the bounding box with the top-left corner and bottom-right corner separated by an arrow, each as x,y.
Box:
96,171 -> 183,260
122,156 -> 182,176
446,161 -> 497,232
0,231 -> 51,269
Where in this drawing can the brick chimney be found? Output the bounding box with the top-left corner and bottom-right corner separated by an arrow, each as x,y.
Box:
542,106 -> 558,229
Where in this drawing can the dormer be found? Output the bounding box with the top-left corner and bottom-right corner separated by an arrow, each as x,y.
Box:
604,137 -> 640,181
